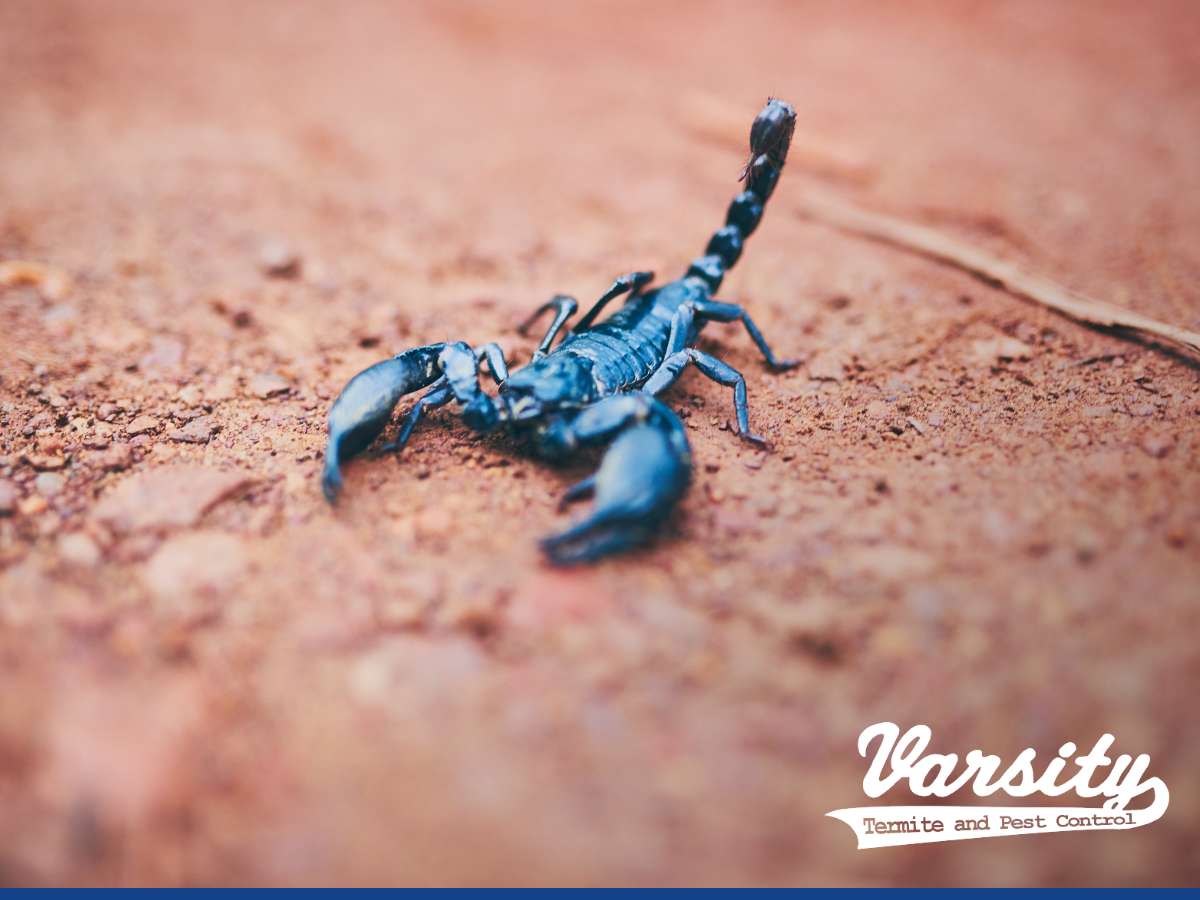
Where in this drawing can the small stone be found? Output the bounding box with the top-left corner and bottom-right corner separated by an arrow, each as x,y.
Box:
0,259 -> 72,301
865,400 -> 890,419
0,479 -> 17,515
92,464 -> 256,533
439,594 -> 499,637
58,532 -> 102,567
139,336 -> 185,371
169,417 -> 215,444
206,375 -> 239,402
126,415 -> 160,435
98,443 -> 134,471
83,424 -> 113,449
25,452 -> 66,470
1140,434 -> 1173,459
754,495 -> 779,517
807,350 -> 847,382
259,239 -> 301,278
34,472 -> 66,496
415,506 -> 455,541
971,335 -> 1031,364
97,402 -> 120,421
18,495 -> 48,516
375,596 -> 426,629
1082,405 -> 1110,418
248,373 -> 290,398
141,531 -> 247,622
1127,402 -> 1156,417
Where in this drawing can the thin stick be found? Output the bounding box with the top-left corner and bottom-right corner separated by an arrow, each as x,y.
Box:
795,188 -> 1200,359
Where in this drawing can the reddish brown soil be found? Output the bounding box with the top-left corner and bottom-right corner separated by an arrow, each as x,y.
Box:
1,0 -> 1198,887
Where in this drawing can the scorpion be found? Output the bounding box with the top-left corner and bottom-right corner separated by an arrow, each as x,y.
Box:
322,98 -> 798,563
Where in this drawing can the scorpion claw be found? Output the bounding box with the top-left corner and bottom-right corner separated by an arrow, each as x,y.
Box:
321,454 -> 344,503
558,475 -> 597,510
322,345 -> 446,503
541,400 -> 692,565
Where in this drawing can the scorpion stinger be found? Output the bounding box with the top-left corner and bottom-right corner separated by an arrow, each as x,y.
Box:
322,98 -> 799,563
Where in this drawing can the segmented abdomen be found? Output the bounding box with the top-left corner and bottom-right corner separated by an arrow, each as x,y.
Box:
555,279 -> 707,394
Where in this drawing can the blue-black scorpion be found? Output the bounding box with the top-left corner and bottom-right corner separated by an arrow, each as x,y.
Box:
322,98 -> 798,563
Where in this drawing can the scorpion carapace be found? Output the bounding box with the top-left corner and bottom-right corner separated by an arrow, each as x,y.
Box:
323,98 -> 798,563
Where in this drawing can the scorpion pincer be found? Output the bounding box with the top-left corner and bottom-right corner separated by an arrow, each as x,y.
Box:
322,98 -> 799,563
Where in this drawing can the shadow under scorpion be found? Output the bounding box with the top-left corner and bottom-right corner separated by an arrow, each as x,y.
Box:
323,98 -> 799,563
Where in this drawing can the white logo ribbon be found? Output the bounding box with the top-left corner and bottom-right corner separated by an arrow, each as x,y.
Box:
827,797 -> 1169,849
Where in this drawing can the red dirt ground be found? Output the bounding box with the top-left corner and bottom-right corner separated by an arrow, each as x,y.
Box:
1,0 -> 1198,886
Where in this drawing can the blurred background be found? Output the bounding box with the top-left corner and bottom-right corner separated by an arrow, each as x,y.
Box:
1,0 -> 1198,886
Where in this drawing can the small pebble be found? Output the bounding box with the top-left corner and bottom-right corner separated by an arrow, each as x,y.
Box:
1140,435 -> 1172,459
169,417 -> 215,444
807,350 -> 847,382
35,472 -> 66,497
126,415 -> 160,435
58,532 -> 102,568
98,443 -> 135,471
25,453 -> 66,470
249,373 -> 291,398
19,495 -> 48,516
83,427 -> 112,449
259,239 -> 302,278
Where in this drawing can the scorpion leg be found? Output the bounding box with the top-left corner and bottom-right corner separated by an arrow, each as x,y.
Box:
693,299 -> 800,370
378,382 -> 452,454
571,270 -> 654,333
322,343 -> 447,502
540,394 -> 692,564
323,340 -> 509,501
517,295 -> 578,360
382,340 -> 507,453
474,342 -> 509,383
643,303 -> 768,445
645,349 -> 767,446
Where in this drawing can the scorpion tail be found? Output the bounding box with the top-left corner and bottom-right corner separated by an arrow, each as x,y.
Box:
321,344 -> 447,503
686,97 -> 796,293
541,397 -> 692,564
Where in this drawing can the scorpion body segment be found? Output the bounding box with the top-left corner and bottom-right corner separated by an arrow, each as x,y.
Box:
323,98 -> 798,562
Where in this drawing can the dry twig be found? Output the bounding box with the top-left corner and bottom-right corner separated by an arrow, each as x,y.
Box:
795,188 -> 1200,360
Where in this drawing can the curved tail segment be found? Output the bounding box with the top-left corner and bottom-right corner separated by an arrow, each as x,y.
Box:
687,98 -> 796,293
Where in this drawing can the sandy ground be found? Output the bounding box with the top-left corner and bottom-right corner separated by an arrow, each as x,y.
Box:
1,0 -> 1198,887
